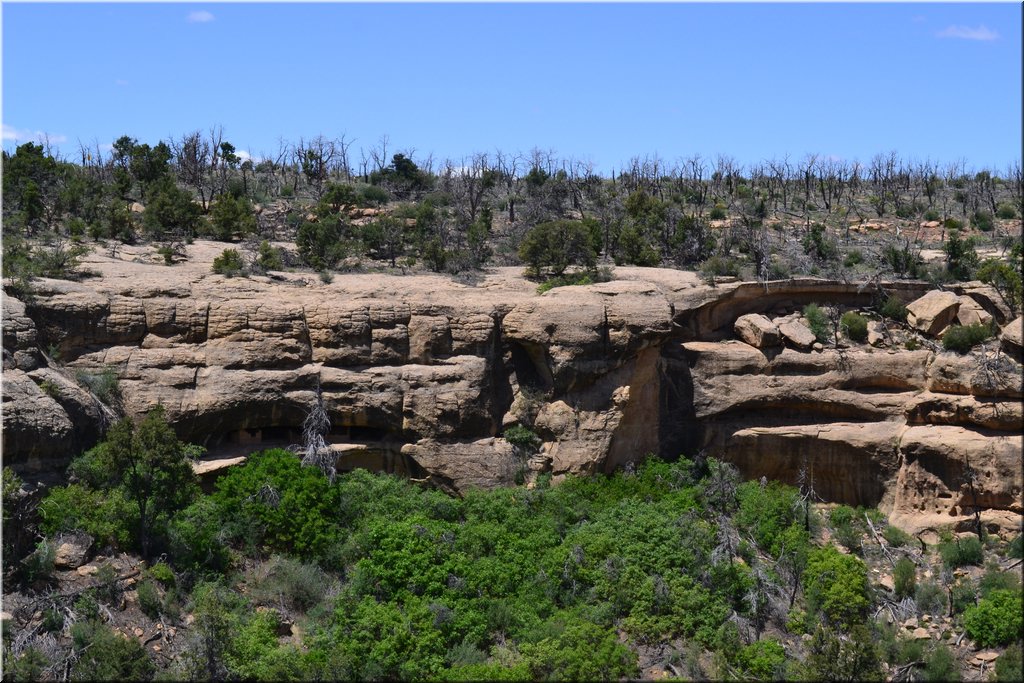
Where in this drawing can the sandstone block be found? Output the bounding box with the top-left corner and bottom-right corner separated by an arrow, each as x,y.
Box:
1000,316 -> 1023,358
734,314 -> 781,348
778,320 -> 816,350
956,296 -> 993,327
907,290 -> 960,337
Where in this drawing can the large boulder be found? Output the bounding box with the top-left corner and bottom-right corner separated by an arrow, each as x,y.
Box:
1001,317 -> 1023,359
906,290 -> 960,337
734,314 -> 781,348
956,295 -> 993,327
53,532 -> 93,569
778,319 -> 816,350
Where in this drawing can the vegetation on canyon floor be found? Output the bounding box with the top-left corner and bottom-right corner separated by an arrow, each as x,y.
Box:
2,410 -> 1022,681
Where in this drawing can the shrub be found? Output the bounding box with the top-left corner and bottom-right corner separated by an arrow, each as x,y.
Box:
147,561 -> 176,587
915,581 -> 946,614
944,230 -> 979,281
518,220 -> 598,277
950,578 -> 977,615
843,249 -> 864,268
883,524 -> 913,547
883,240 -> 924,279
972,210 -> 994,232
923,209 -> 940,222
503,425 -> 541,453
893,557 -> 916,599
75,366 -> 121,404
943,217 -> 963,231
803,303 -> 830,343
996,203 -> 1017,220
941,324 -> 993,354
248,555 -> 331,612
880,295 -> 908,323
995,642 -> 1023,682
922,643 -> 959,682
255,240 -> 284,272
361,185 -> 390,206
212,248 -> 245,277
963,589 -> 1023,647
137,578 -> 163,619
803,546 -> 871,629
979,564 -> 1020,599
208,194 -> 257,241
709,205 -> 727,220
699,255 -> 740,279
70,619 -> 155,681
1009,534 -> 1023,559
977,258 -> 1022,315
735,639 -> 786,680
296,217 -> 348,271
938,533 -> 984,568
840,311 -> 868,343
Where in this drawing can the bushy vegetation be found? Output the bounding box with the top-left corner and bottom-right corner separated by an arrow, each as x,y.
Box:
840,311 -> 868,342
941,323 -> 994,354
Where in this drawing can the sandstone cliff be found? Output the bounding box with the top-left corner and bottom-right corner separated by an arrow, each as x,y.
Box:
3,242 -> 1021,535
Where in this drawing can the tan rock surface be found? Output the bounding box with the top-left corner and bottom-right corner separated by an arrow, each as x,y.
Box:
734,313 -> 780,348
907,290 -> 961,336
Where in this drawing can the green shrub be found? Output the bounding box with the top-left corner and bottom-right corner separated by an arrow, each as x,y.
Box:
922,643 -> 959,682
880,295 -> 908,323
995,642 -> 1023,682
735,639 -> 786,680
22,538 -> 56,584
950,578 -> 977,615
843,249 -> 864,268
963,589 -> 1023,647
972,210 -> 994,232
503,425 -> 541,453
1009,534 -> 1023,559
700,255 -> 740,278
979,564 -> 1020,598
70,619 -> 155,681
937,532 -> 987,569
212,248 -> 245,277
943,217 -> 963,231
296,217 -> 349,271
841,311 -> 868,342
361,185 -> 390,206
803,303 -> 830,343
893,557 -> 916,599
882,524 -> 913,547
803,546 -> 871,629
74,366 -> 121,404
942,323 -> 993,354
137,578 -> 163,619
255,240 -> 284,272
996,203 -> 1018,220
915,581 -> 946,614
709,205 -> 727,220
923,209 -> 941,222
147,561 -> 175,587
248,555 -> 331,612
208,194 -> 257,241
518,220 -> 598,277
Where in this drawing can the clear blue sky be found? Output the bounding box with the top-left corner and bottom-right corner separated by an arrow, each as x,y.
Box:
3,2 -> 1021,173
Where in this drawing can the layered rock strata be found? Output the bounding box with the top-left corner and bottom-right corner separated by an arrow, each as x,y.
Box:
2,243 -> 1021,534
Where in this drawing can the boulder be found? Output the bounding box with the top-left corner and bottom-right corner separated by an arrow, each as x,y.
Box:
734,314 -> 781,348
867,320 -> 886,347
778,320 -> 816,350
907,290 -> 961,336
54,532 -> 93,569
1001,317 -> 1023,358
956,296 -> 993,327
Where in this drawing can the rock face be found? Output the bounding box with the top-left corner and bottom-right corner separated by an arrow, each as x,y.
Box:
3,242 -> 1021,535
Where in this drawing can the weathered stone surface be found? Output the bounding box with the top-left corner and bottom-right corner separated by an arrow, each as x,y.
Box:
734,313 -> 781,348
907,290 -> 961,336
1001,316 -> 1023,358
779,319 -> 817,350
53,532 -> 93,569
3,241 -> 1021,536
956,296 -> 993,327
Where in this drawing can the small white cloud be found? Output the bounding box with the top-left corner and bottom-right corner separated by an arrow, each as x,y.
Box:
115,79 -> 129,86
2,124 -> 68,144
186,10 -> 215,23
236,150 -> 261,164
936,25 -> 999,41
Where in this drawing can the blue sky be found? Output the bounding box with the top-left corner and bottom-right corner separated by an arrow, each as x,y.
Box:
3,2 -> 1021,173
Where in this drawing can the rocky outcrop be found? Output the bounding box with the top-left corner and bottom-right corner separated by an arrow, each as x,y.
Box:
2,242 -> 1021,535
